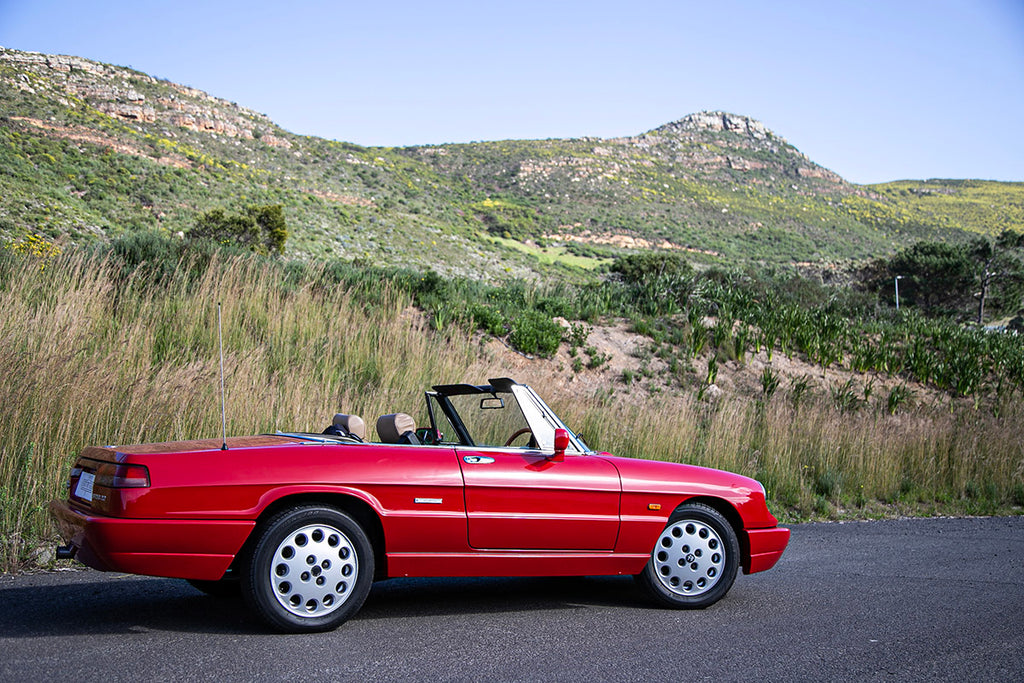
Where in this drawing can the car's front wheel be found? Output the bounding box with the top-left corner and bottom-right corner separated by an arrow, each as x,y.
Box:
636,502 -> 739,609
242,505 -> 374,632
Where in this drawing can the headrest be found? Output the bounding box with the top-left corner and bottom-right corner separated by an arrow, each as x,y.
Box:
376,413 -> 416,443
332,413 -> 366,440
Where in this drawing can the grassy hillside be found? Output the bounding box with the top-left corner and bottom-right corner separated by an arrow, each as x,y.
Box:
863,179 -> 1024,237
2,47 -> 1021,278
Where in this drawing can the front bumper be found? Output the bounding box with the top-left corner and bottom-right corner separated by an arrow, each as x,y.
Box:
49,499 -> 254,581
742,526 -> 790,574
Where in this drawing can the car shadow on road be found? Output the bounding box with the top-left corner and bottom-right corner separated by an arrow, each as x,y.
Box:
0,575 -> 258,637
0,573 -> 649,637
360,575 -> 646,621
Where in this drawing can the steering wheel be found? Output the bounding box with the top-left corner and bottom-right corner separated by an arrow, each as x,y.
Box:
504,427 -> 533,447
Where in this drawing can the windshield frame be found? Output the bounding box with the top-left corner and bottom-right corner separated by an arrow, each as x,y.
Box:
426,378 -> 590,454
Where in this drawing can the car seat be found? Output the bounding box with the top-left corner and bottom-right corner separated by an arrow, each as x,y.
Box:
376,413 -> 421,445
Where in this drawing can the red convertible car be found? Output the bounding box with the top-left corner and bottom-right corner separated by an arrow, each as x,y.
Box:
51,377 -> 789,632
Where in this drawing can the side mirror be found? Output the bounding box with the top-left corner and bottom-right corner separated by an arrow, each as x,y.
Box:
415,427 -> 440,445
551,428 -> 570,462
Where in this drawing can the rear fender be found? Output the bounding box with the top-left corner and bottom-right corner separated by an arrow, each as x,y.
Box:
238,488 -> 389,580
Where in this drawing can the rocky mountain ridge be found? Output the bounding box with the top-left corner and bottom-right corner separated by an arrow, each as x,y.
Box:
2,46 -> 1021,279
653,110 -> 776,138
639,111 -> 849,186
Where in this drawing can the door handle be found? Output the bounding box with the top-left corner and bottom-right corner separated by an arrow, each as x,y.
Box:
463,456 -> 495,464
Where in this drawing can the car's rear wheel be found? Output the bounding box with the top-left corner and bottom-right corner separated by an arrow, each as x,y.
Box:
242,505 -> 374,633
636,502 -> 739,609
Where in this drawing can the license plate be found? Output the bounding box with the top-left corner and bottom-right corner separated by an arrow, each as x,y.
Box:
74,471 -> 95,501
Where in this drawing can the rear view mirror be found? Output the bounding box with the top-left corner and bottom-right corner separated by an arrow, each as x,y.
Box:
551,428 -> 570,462
480,397 -> 505,410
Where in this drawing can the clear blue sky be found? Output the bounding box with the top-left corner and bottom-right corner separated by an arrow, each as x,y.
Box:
2,0 -> 1022,184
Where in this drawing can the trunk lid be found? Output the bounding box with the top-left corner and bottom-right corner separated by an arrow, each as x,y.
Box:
66,434 -> 306,514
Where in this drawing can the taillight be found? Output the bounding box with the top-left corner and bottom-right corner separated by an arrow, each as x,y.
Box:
66,466 -> 83,490
94,462 -> 150,488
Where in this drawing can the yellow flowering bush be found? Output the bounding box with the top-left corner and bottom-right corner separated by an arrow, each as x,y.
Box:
3,232 -> 62,266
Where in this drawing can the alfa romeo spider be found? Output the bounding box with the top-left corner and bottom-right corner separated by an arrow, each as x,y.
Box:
51,377 -> 789,632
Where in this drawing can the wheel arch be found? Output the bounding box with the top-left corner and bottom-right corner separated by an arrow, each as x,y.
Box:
242,492 -> 388,580
674,496 -> 750,572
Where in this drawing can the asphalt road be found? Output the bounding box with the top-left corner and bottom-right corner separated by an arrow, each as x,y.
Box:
1,517 -> 1022,682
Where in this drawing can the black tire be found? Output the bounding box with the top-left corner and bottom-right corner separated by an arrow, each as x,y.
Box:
186,577 -> 241,598
635,502 -> 739,609
242,506 -> 374,633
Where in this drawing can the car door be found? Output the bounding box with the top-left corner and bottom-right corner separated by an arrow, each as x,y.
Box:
457,447 -> 621,550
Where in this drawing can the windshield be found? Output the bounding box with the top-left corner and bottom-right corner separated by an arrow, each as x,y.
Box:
450,391 -> 531,447
427,381 -> 588,453
439,391 -> 533,447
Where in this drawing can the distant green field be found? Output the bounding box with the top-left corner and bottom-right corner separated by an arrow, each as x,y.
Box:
492,236 -> 612,270
866,179 -> 1024,237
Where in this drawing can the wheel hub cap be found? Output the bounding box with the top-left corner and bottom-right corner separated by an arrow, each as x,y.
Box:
270,523 -> 358,618
653,519 -> 725,597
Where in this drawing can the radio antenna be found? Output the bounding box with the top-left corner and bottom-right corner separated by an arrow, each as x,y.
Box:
218,302 -> 228,451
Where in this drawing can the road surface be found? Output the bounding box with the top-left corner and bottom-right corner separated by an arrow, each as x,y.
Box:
1,516 -> 1021,681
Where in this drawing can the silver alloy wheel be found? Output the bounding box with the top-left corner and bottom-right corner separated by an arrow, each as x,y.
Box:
652,518 -> 725,597
269,522 -> 358,618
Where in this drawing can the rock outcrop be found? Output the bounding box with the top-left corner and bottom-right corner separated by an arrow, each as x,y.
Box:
0,46 -> 282,145
656,111 -> 777,141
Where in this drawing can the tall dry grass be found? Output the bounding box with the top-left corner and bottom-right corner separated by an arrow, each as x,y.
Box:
1,250 -> 1022,571
552,390 -> 1024,521
0,251 -> 482,569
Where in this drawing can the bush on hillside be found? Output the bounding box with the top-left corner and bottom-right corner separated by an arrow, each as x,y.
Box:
509,310 -> 563,357
188,205 -> 288,255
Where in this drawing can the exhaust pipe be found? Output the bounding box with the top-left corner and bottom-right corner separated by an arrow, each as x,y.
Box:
55,544 -> 76,560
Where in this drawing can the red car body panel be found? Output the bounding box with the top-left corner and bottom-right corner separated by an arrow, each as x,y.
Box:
745,527 -> 791,573
51,386 -> 789,588
385,552 -> 651,578
50,502 -> 251,579
458,448 -> 621,550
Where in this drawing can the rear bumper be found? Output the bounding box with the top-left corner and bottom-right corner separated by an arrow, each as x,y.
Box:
742,526 -> 790,574
49,499 -> 254,581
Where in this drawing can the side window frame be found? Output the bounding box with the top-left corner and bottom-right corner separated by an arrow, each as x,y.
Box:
426,392 -> 473,446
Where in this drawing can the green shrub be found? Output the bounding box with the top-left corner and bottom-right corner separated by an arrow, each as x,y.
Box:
470,303 -> 506,336
106,229 -> 183,269
567,322 -> 590,350
188,204 -> 287,255
611,251 -> 693,284
887,385 -> 914,414
760,367 -> 780,398
509,310 -> 563,357
585,346 -> 611,369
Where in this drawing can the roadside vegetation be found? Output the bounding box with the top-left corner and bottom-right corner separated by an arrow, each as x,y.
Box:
2,236 -> 1022,572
